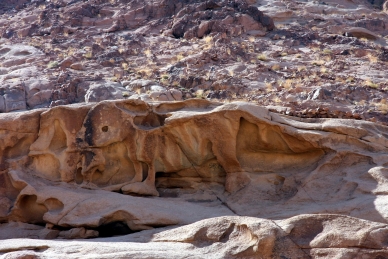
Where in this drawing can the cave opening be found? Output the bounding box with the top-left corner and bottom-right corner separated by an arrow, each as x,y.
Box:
75,167 -> 83,184
96,221 -> 135,237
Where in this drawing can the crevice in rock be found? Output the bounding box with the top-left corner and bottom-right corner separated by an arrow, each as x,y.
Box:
219,223 -> 235,243
141,162 -> 149,181
216,196 -> 238,215
75,167 -> 83,184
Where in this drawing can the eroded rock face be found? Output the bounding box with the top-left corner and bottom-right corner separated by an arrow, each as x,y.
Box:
0,99 -> 388,257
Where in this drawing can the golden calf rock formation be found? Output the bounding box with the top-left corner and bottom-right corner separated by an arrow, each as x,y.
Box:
1,99 -> 388,258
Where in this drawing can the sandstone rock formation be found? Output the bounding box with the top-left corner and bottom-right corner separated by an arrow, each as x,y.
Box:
2,0 -> 388,257
0,99 -> 388,258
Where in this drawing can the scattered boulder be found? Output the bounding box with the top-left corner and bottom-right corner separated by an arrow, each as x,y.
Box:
308,88 -> 331,101
85,81 -> 126,103
70,62 -> 84,71
59,57 -> 74,69
126,79 -> 157,91
2,85 -> 26,112
148,88 -> 183,101
25,79 -> 53,109
170,89 -> 183,100
344,27 -> 379,39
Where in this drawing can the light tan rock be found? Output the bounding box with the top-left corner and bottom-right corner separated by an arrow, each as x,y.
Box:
2,215 -> 388,258
0,99 -> 387,259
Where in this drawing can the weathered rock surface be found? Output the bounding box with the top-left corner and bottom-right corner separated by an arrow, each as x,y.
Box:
84,81 -> 126,103
0,99 -> 387,257
2,0 -> 388,256
3,215 -> 388,258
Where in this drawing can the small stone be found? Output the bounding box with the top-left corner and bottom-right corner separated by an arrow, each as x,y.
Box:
60,57 -> 74,69
113,68 -> 124,79
122,81 -> 131,87
150,91 -> 162,100
139,93 -> 151,101
150,85 -> 166,92
165,91 -> 175,101
45,223 -> 55,229
170,89 -> 183,101
70,63 -> 84,71
158,94 -> 169,101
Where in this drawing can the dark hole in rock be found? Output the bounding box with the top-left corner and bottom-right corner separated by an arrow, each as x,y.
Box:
102,126 -> 109,132
75,168 -> 83,184
156,172 -> 170,178
220,223 -> 235,243
44,198 -> 64,213
113,189 -> 124,194
134,112 -> 167,129
141,162 -> 148,181
97,221 -> 134,237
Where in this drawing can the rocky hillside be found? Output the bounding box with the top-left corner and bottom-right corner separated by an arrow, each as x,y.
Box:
0,0 -> 387,124
1,0 -> 388,258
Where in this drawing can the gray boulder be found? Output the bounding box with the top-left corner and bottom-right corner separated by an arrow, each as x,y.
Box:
85,81 -> 126,103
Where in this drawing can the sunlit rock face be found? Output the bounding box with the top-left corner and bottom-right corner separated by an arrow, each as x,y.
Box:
0,99 -> 388,258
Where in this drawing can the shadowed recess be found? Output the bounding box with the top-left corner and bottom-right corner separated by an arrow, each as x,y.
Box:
96,221 -> 134,237
134,112 -> 167,129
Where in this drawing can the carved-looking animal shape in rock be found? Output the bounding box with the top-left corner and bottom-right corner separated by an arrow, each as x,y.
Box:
28,105 -> 92,182
75,99 -> 251,196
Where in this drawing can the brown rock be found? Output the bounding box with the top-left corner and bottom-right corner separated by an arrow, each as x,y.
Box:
70,62 -> 84,71
344,27 -> 379,40
60,58 -> 75,69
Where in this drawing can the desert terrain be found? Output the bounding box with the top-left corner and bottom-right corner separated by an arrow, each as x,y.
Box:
0,0 -> 388,258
